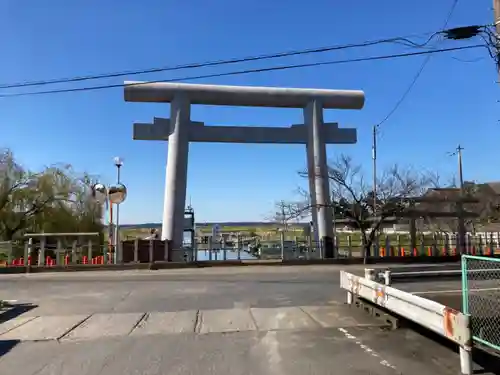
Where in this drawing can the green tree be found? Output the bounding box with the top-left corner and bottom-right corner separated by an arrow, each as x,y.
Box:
0,149 -> 104,241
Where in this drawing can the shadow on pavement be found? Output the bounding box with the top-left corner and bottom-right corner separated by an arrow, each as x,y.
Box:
0,340 -> 20,358
0,303 -> 37,324
472,348 -> 500,375
399,313 -> 500,374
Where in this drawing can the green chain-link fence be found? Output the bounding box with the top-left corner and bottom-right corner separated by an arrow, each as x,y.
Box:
462,255 -> 500,352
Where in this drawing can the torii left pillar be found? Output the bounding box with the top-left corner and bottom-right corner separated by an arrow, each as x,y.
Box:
162,95 -> 190,248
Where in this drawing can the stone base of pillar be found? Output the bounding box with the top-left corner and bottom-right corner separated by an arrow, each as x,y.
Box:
321,236 -> 335,259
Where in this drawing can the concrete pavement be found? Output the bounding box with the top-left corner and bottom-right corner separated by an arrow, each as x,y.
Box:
0,303 -> 380,342
0,265 -> 496,374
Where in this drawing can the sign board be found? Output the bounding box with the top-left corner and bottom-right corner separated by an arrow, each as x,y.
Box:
212,224 -> 220,238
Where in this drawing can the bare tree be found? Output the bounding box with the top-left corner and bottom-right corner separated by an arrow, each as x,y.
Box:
274,154 -> 437,262
265,199 -> 309,233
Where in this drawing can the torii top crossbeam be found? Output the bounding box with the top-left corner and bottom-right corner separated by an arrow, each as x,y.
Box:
124,81 -> 365,109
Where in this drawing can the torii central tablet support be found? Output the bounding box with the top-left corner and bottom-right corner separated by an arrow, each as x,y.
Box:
125,81 -> 365,259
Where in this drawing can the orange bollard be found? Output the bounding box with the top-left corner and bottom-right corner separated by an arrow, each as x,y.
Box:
380,247 -> 385,257
400,247 -> 405,257
413,248 -> 418,257
427,247 -> 432,257
82,256 -> 88,265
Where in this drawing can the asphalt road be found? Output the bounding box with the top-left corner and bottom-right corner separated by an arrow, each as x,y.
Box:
0,265 -> 497,375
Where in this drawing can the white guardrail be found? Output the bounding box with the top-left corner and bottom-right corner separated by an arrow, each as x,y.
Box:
340,270 -> 473,375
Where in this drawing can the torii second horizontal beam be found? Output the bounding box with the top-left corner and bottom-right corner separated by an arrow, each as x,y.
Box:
133,118 -> 357,144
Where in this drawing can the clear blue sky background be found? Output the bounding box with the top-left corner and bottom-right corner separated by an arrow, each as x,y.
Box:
0,0 -> 496,224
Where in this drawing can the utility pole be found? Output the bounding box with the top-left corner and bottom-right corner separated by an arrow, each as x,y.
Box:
372,124 -> 378,256
457,145 -> 465,191
455,145 -> 466,254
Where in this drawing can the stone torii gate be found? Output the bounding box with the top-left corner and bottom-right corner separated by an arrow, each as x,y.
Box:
124,81 -> 365,259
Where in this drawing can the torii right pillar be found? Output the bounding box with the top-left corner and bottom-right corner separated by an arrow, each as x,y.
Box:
305,100 -> 335,258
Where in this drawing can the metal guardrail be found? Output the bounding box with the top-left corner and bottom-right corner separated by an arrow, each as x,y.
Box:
378,266 -> 500,284
340,269 -> 473,375
462,255 -> 500,353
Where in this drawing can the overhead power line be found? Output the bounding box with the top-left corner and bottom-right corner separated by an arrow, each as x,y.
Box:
0,29 -> 471,91
0,44 -> 485,99
375,0 -> 460,128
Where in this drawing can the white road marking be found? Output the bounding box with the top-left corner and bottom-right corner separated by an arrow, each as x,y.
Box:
260,331 -> 284,375
337,327 -> 397,370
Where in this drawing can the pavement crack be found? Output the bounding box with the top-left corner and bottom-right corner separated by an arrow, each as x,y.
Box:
248,307 -> 259,331
194,310 -> 202,333
57,314 -> 93,342
128,312 -> 148,335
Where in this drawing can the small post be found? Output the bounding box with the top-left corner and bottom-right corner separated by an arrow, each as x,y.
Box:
237,235 -> 241,260
383,270 -> 391,286
6,242 -> 13,265
308,234 -> 313,256
72,240 -> 78,264
164,239 -> 169,262
134,238 -> 139,263
87,239 -> 93,262
280,230 -> 285,260
347,289 -> 353,305
39,237 -> 46,266
364,268 -> 376,281
347,235 -> 352,258
102,241 -> 108,264
148,239 -> 154,263
459,314 -> 473,375
222,237 -> 227,261
56,239 -> 63,266
24,238 -> 32,266
208,237 -> 213,261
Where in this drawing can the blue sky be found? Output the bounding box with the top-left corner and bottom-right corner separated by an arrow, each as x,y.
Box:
0,0 -> 496,224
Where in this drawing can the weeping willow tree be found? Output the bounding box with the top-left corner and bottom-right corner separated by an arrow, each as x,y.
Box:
0,149 -> 104,241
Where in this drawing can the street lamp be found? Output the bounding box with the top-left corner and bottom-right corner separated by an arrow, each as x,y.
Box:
114,157 -> 123,183
91,159 -> 127,264
112,157 -> 124,264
